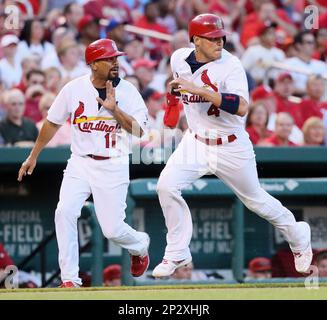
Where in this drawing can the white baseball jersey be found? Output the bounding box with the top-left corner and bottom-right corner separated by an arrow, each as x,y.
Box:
171,48 -> 249,137
47,74 -> 148,157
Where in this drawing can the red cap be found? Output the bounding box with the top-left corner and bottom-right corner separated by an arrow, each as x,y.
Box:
78,15 -> 96,32
251,85 -> 273,101
141,88 -> 164,101
249,257 -> 271,272
0,244 -> 14,269
277,72 -> 293,82
257,21 -> 277,36
103,264 -> 121,282
132,58 -> 157,70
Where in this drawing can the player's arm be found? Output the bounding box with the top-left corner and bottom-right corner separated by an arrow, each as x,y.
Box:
17,120 -> 61,181
170,78 -> 248,117
192,87 -> 248,117
96,80 -> 143,137
112,108 -> 144,137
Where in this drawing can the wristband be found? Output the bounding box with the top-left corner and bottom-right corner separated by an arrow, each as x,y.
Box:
219,93 -> 240,114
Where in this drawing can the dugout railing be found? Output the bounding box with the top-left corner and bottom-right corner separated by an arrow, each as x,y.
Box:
120,178 -> 327,286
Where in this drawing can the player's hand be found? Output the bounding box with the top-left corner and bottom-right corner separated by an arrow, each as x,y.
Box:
96,80 -> 117,113
17,156 -> 37,182
169,78 -> 200,95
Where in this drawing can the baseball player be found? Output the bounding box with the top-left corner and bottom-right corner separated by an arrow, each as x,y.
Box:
17,39 -> 150,288
152,14 -> 312,277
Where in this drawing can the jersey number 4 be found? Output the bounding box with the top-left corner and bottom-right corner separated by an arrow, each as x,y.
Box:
105,133 -> 116,148
207,104 -> 220,117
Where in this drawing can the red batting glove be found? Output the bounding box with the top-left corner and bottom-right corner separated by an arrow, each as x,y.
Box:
164,92 -> 181,128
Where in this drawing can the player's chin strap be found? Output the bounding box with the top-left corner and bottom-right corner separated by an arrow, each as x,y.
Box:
219,93 -> 240,114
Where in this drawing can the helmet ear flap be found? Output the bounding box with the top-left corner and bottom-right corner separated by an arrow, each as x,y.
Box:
223,36 -> 226,46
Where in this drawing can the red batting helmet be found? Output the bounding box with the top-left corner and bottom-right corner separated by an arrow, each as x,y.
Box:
85,39 -> 126,65
188,14 -> 230,42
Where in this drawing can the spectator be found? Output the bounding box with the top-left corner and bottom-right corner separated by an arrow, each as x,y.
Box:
123,37 -> 145,64
24,69 -> 46,122
0,243 -> 40,288
174,0 -> 208,30
208,0 -> 245,29
42,27 -> 76,70
0,35 -> 23,89
251,85 -> 276,117
120,37 -> 145,77
272,72 -> 303,143
18,19 -> 56,63
143,88 -> 165,130
105,19 -> 128,51
302,117 -> 325,146
245,257 -> 272,280
83,0 -> 132,22
134,1 -> 169,60
314,250 -> 327,278
240,1 -> 297,48
0,89 -> 38,146
313,13 -> 327,63
103,264 -> 121,287
15,55 -> 40,93
285,31 -> 327,96
300,76 -> 327,125
37,92 -> 71,147
62,2 -> 85,37
44,67 -> 62,94
124,75 -> 141,91
47,0 -> 74,12
157,29 -> 191,75
241,21 -> 285,84
261,112 -> 297,146
157,0 -> 178,34
141,87 -> 165,147
246,102 -> 273,145
0,242 -> 15,288
170,29 -> 191,52
219,14 -> 245,58
0,243 -> 14,270
77,15 -> 100,50
132,58 -> 157,92
57,40 -> 89,81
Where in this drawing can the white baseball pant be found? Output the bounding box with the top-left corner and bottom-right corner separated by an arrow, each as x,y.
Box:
55,153 -> 148,285
157,130 -> 309,261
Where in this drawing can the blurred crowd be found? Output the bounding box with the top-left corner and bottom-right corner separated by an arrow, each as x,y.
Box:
0,0 -> 326,148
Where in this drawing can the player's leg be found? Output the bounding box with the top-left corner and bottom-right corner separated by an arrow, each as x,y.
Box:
153,131 -> 209,276
213,140 -> 312,272
90,156 -> 150,276
55,156 -> 92,286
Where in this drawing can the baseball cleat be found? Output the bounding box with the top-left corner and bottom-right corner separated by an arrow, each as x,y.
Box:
130,233 -> 150,277
59,281 -> 80,288
292,222 -> 313,274
152,257 -> 192,278
130,254 -> 150,277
